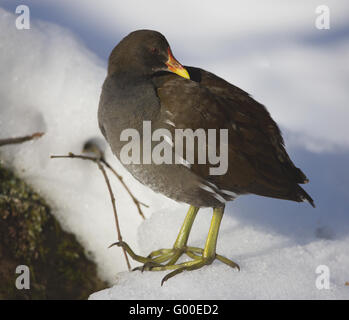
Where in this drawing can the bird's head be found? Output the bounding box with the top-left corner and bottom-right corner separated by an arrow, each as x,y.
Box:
108,30 -> 190,79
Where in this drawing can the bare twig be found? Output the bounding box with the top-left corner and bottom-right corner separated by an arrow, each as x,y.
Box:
51,152 -> 131,271
100,159 -> 148,219
82,139 -> 147,219
95,160 -> 132,271
0,132 -> 44,147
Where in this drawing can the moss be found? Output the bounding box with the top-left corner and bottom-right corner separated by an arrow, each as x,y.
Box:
0,161 -> 107,299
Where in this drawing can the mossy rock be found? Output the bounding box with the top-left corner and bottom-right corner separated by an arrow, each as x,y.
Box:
0,161 -> 107,299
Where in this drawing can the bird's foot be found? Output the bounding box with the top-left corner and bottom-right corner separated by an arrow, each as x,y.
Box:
110,241 -> 239,285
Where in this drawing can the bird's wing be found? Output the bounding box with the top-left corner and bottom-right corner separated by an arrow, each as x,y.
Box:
186,66 -> 309,183
152,72 -> 234,180
151,68 -> 313,205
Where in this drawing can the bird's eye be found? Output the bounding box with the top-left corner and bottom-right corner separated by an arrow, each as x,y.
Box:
150,47 -> 159,54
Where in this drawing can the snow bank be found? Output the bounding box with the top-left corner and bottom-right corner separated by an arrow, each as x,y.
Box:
90,208 -> 349,299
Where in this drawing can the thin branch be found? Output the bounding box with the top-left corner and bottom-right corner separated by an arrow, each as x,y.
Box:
0,132 -> 44,147
100,158 -> 148,219
51,152 -> 131,271
95,160 -> 131,271
82,139 -> 147,219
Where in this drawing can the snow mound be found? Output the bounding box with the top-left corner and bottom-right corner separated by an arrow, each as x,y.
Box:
90,208 -> 349,299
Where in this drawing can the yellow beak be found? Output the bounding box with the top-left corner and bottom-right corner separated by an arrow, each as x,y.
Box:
165,47 -> 190,80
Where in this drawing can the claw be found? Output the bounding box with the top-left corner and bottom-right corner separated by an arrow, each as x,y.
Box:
161,267 -> 186,286
216,254 -> 240,271
132,266 -> 142,272
160,257 -> 212,285
108,241 -> 120,248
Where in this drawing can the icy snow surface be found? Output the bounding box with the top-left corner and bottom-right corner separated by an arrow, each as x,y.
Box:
90,208 -> 349,299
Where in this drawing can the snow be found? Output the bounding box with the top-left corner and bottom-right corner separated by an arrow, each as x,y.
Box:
90,208 -> 349,299
1,4 -> 348,299
0,8 -> 177,282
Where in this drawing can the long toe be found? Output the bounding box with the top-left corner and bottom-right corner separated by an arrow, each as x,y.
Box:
161,257 -> 213,285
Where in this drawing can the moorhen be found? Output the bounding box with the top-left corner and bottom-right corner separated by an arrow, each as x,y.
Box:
98,30 -> 314,285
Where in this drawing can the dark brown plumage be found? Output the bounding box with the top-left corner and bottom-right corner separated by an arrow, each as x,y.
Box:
152,67 -> 314,207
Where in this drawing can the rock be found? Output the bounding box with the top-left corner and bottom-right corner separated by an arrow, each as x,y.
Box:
0,161 -> 107,299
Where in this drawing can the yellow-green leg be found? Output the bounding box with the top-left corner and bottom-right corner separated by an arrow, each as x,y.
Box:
156,205 -> 199,266
112,206 -> 239,284
147,207 -> 239,285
